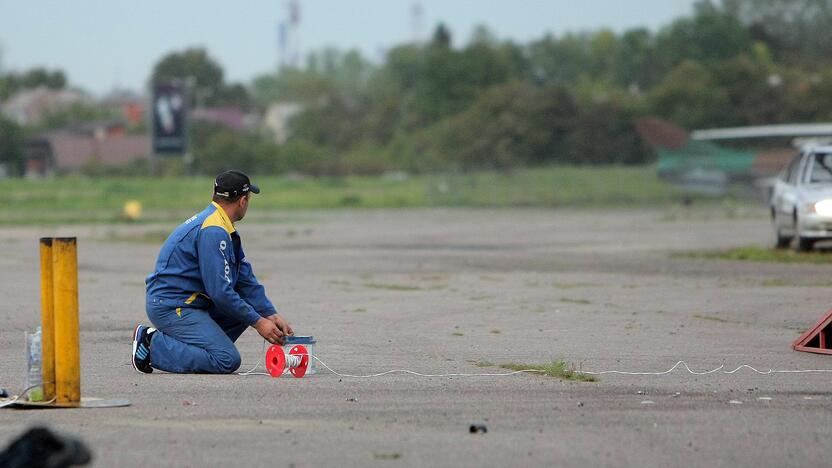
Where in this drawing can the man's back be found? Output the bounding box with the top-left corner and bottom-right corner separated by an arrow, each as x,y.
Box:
145,202 -> 235,309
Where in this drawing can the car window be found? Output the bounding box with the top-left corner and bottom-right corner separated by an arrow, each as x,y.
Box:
782,155 -> 795,181
808,153 -> 832,184
785,154 -> 803,184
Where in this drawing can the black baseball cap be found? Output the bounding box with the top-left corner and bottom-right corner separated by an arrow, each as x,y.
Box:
214,170 -> 260,198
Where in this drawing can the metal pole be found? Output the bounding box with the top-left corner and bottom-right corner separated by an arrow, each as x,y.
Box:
39,238 -> 55,402
52,237 -> 80,405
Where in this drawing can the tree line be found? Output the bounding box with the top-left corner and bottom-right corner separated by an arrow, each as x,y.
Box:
4,0 -> 832,176
196,0 -> 832,175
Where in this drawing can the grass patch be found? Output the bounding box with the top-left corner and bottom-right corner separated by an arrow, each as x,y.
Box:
692,314 -> 732,323
678,246 -> 832,264
474,360 -> 597,382
560,297 -> 591,305
658,203 -> 766,222
0,165 -> 696,225
760,278 -> 832,287
452,332 -> 464,336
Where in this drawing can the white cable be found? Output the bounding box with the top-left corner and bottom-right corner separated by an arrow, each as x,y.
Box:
238,340 -> 544,378
240,352 -> 541,378
722,363 -> 832,375
237,342 -> 832,379
0,397 -> 19,409
238,340 -> 268,376
0,384 -> 54,409
580,361 -> 724,376
578,361 -> 832,376
310,355 -> 544,378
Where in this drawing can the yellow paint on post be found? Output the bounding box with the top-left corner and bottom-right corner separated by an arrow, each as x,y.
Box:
39,238 -> 56,402
52,237 -> 80,405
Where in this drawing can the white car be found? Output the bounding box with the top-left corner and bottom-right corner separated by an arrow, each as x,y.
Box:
771,145 -> 832,250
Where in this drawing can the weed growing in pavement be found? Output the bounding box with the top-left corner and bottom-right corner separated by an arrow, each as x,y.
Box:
676,246 -> 832,264
692,314 -> 749,325
559,297 -> 591,305
471,360 -> 597,382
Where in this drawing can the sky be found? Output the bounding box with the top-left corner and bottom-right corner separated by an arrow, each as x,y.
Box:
0,0 -> 699,96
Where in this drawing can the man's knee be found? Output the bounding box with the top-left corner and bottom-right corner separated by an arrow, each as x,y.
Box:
212,348 -> 241,374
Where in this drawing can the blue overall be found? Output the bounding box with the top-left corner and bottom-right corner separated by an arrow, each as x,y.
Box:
145,202 -> 276,373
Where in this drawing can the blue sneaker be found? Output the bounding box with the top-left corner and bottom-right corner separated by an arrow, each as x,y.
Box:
131,324 -> 156,374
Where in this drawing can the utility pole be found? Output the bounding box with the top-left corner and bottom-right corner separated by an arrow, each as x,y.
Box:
411,1 -> 424,44
279,0 -> 302,68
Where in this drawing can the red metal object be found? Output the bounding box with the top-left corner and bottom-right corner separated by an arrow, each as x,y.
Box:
265,344 -> 287,377
264,344 -> 310,378
793,309 -> 832,355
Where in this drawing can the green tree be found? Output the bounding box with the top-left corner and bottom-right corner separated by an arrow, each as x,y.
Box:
151,48 -> 249,108
20,68 -> 66,89
568,100 -> 651,165
252,68 -> 335,104
613,28 -> 656,89
654,8 -> 752,72
289,93 -> 371,150
713,51 -> 784,125
411,33 -> 512,122
151,48 -> 223,103
193,128 -> 282,175
399,83 -> 579,171
0,67 -> 67,101
528,33 -> 591,86
432,23 -> 452,49
648,60 -> 733,128
723,0 -> 832,60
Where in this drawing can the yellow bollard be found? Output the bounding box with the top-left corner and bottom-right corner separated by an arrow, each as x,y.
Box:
52,237 -> 80,406
3,237 -> 130,409
39,238 -> 56,402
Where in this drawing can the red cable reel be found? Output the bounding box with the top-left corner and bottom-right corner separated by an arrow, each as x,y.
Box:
265,344 -> 309,378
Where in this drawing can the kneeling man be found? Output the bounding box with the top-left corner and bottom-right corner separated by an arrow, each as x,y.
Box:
132,170 -> 292,374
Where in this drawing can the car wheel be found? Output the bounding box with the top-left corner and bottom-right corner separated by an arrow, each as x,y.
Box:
791,214 -> 815,251
795,237 -> 815,252
772,210 -> 791,248
774,229 -> 791,249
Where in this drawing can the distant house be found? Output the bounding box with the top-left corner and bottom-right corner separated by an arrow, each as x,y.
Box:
263,102 -> 303,144
1,87 -> 90,126
191,106 -> 255,131
24,122 -> 150,177
100,89 -> 147,127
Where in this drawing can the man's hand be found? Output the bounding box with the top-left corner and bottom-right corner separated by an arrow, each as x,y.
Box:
268,314 -> 293,337
254,317 -> 284,345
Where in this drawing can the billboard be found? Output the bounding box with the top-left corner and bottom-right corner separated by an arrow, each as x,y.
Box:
152,83 -> 187,154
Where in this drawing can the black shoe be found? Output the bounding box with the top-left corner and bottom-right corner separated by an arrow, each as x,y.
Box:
131,324 -> 155,374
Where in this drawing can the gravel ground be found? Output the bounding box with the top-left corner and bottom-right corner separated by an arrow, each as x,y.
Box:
2,207 -> 832,467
